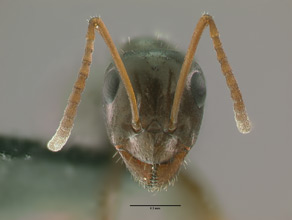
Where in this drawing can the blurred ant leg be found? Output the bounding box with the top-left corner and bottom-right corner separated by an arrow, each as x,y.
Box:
99,162 -> 123,220
180,172 -> 224,220
170,14 -> 251,134
47,17 -> 140,152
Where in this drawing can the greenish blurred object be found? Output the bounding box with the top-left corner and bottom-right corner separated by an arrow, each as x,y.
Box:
0,136 -> 222,220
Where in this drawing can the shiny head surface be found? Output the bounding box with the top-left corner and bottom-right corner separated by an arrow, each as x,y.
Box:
103,37 -> 206,191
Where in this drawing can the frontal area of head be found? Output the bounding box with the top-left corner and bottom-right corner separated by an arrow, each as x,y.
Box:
103,47 -> 205,191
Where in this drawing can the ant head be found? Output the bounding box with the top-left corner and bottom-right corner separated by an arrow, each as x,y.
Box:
48,17 -> 250,190
103,41 -> 206,191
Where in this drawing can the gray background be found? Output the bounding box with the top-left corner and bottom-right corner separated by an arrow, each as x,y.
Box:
0,0 -> 291,219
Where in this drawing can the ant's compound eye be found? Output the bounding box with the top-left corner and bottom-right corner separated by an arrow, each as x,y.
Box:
103,68 -> 120,103
190,71 -> 206,108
